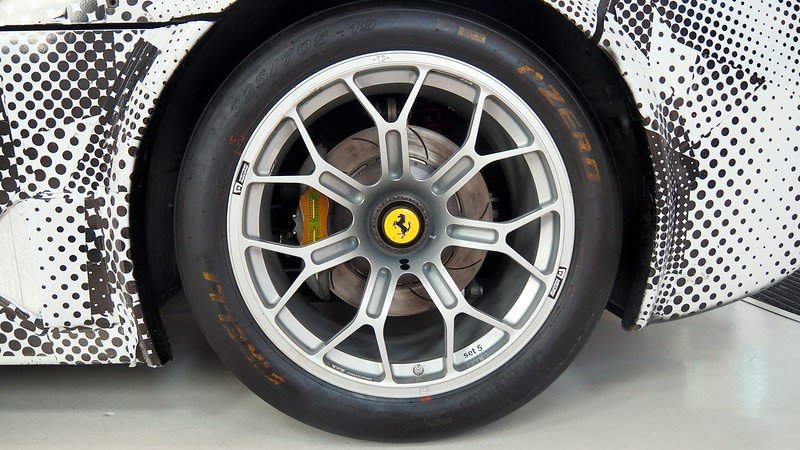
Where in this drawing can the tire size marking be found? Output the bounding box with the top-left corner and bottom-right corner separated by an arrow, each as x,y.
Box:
230,20 -> 378,118
349,19 -> 377,35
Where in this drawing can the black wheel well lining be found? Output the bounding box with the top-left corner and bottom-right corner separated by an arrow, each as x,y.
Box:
130,0 -> 655,358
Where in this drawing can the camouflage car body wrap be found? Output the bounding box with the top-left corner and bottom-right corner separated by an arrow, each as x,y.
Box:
0,0 -> 797,364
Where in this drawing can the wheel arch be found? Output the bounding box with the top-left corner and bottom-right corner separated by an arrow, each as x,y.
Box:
131,0 -> 655,332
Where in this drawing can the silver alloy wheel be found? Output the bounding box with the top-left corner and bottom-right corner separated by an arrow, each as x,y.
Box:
227,51 -> 575,398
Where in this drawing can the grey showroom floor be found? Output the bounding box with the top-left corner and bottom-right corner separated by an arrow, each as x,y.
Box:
1,293 -> 798,449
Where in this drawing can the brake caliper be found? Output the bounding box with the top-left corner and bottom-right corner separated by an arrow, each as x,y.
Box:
297,188 -> 332,300
298,188 -> 330,245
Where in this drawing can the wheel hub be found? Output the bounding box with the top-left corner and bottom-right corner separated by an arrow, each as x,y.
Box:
372,195 -> 428,251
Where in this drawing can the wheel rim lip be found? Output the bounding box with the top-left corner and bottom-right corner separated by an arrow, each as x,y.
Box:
226,51 -> 576,398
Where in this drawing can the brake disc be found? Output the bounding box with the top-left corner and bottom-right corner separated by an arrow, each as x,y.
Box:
313,125 -> 493,316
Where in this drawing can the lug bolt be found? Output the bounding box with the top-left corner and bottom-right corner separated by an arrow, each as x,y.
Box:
465,281 -> 484,300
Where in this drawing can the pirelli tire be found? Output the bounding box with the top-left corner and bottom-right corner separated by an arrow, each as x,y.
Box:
176,3 -> 622,441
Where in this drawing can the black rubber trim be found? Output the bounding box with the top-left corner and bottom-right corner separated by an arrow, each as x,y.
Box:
752,271 -> 800,316
0,13 -> 222,32
591,0 -> 614,44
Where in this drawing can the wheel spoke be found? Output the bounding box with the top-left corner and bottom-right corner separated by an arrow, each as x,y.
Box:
382,129 -> 405,181
314,319 -> 361,359
272,110 -> 367,206
445,201 -> 561,282
242,235 -> 307,256
374,327 -> 394,382
427,91 -> 486,196
243,232 -> 359,265
365,268 -> 398,380
344,69 -> 430,181
249,233 -> 361,315
449,200 -> 561,237
401,69 -> 429,118
344,76 -> 400,178
430,143 -> 541,198
313,265 -> 397,378
427,90 -> 487,195
425,90 -> 548,196
463,89 -> 487,150
505,249 -> 548,282
286,109 -> 326,167
343,75 -> 386,128
247,172 -> 364,208
420,262 -> 461,309
246,174 -> 310,186
365,268 -> 395,318
461,304 -> 516,335
418,260 -> 516,373
268,271 -> 309,313
482,145 -> 539,164
443,314 -> 456,374
417,264 -> 458,373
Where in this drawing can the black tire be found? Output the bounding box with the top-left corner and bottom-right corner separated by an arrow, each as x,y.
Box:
176,3 -> 621,441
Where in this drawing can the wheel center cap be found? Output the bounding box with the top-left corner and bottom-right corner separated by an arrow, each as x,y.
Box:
372,196 -> 428,252
382,206 -> 420,245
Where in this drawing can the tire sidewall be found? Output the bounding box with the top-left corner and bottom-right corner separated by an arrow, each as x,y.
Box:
176,4 -> 621,441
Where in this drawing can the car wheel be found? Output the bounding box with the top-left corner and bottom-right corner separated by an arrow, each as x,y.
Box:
176,3 -> 621,441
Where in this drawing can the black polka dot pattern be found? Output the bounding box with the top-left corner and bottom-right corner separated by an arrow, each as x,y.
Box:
541,0 -> 599,36
595,0 -> 799,327
0,0 -> 232,26
0,20 -> 211,365
521,1 -> 800,328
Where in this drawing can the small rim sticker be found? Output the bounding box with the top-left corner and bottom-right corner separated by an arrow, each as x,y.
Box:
233,161 -> 250,195
548,266 -> 568,299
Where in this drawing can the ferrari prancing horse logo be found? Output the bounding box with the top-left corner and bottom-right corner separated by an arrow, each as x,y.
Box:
393,213 -> 411,238
382,207 -> 420,245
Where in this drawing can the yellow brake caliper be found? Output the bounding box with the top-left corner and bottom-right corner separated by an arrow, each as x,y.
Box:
298,188 -> 330,245
298,188 -> 332,299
